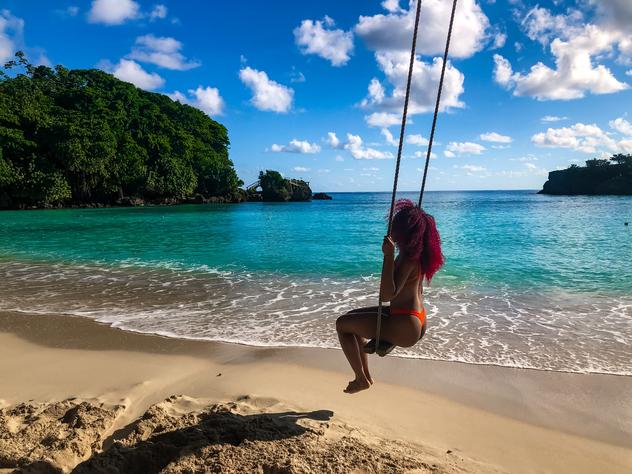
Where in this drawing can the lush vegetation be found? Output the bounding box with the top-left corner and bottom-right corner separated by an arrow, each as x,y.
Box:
0,52 -> 243,209
254,170 -> 312,202
540,154 -> 632,195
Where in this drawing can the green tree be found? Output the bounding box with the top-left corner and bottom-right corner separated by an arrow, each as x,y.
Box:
0,52 -> 242,208
611,154 -> 632,166
585,159 -> 611,168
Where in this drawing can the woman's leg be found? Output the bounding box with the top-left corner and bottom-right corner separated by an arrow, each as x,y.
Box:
336,309 -> 422,393
355,335 -> 373,384
336,311 -> 382,393
344,308 -> 376,383
336,321 -> 369,393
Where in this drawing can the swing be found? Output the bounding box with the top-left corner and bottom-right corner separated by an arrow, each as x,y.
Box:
364,0 -> 459,357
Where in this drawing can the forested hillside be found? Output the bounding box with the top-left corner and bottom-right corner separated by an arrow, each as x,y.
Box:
0,52 -> 243,209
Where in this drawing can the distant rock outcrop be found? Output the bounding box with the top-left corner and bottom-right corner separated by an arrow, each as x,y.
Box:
539,155 -> 632,195
247,170 -> 312,202
313,192 -> 332,200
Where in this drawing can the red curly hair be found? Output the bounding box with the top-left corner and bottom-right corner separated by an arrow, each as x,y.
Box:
390,199 -> 444,283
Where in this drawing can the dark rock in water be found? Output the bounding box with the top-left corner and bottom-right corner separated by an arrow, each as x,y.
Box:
539,155 -> 632,195
116,197 -> 145,207
185,194 -> 205,204
230,189 -> 248,203
313,192 -> 333,200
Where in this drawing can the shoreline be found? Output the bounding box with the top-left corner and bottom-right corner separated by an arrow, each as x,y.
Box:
21,309 -> 632,379
3,256 -> 630,378
2,310 -> 631,473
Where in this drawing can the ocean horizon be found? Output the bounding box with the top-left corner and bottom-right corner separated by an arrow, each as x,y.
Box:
2,190 -> 630,376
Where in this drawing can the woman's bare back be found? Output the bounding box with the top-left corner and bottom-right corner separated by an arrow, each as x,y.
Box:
389,255 -> 423,313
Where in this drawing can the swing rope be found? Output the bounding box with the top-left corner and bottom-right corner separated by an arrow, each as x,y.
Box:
372,0 -> 459,354
374,0 -> 423,352
419,0 -> 459,207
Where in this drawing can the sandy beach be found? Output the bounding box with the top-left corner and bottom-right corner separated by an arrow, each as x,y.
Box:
1,310 -> 631,473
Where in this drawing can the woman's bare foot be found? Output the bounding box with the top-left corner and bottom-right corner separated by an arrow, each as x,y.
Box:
343,375 -> 371,394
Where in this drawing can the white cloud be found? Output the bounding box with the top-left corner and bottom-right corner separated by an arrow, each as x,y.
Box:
480,132 -> 512,143
129,34 -> 199,70
381,128 -> 398,146
493,54 -> 513,87
531,122 -> 627,153
609,117 -> 632,136
619,140 -> 632,153
169,86 -> 225,116
335,155 -> 344,162
355,0 -> 490,59
355,0 -> 488,118
510,154 -> 539,162
461,164 -> 486,173
361,52 -> 465,114
294,16 -> 353,66
345,133 -> 393,160
541,115 -> 568,122
492,32 -> 507,49
270,139 -> 321,154
521,6 -> 584,46
443,150 -> 456,158
367,78 -> 385,103
365,112 -> 400,128
327,132 -> 393,160
446,141 -> 486,155
406,134 -> 429,146
290,68 -> 306,83
149,4 -> 167,21
493,41 -> 628,100
293,166 -> 311,172
326,132 -> 342,149
523,163 -> 548,176
328,130 -> 399,159
239,67 -> 294,113
496,7 -> 630,101
191,87 -> 225,116
0,12 -> 50,67
588,0 -> 632,35
414,151 -> 436,159
111,59 -> 164,90
381,0 -> 404,14
627,70 -> 632,76
0,10 -> 23,64
88,0 -> 140,25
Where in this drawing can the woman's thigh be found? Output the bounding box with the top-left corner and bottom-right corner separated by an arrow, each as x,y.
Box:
336,311 -> 421,347
336,312 -> 378,340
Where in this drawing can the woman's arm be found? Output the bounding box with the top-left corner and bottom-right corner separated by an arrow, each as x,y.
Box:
379,253 -> 395,302
379,236 -> 414,302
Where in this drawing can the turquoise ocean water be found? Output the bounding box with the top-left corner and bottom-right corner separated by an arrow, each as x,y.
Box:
1,191 -> 631,374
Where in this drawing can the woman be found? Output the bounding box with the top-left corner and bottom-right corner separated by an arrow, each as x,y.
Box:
335,199 -> 444,393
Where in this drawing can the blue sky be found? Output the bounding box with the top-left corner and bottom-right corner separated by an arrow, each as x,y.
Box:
2,0 -> 631,191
